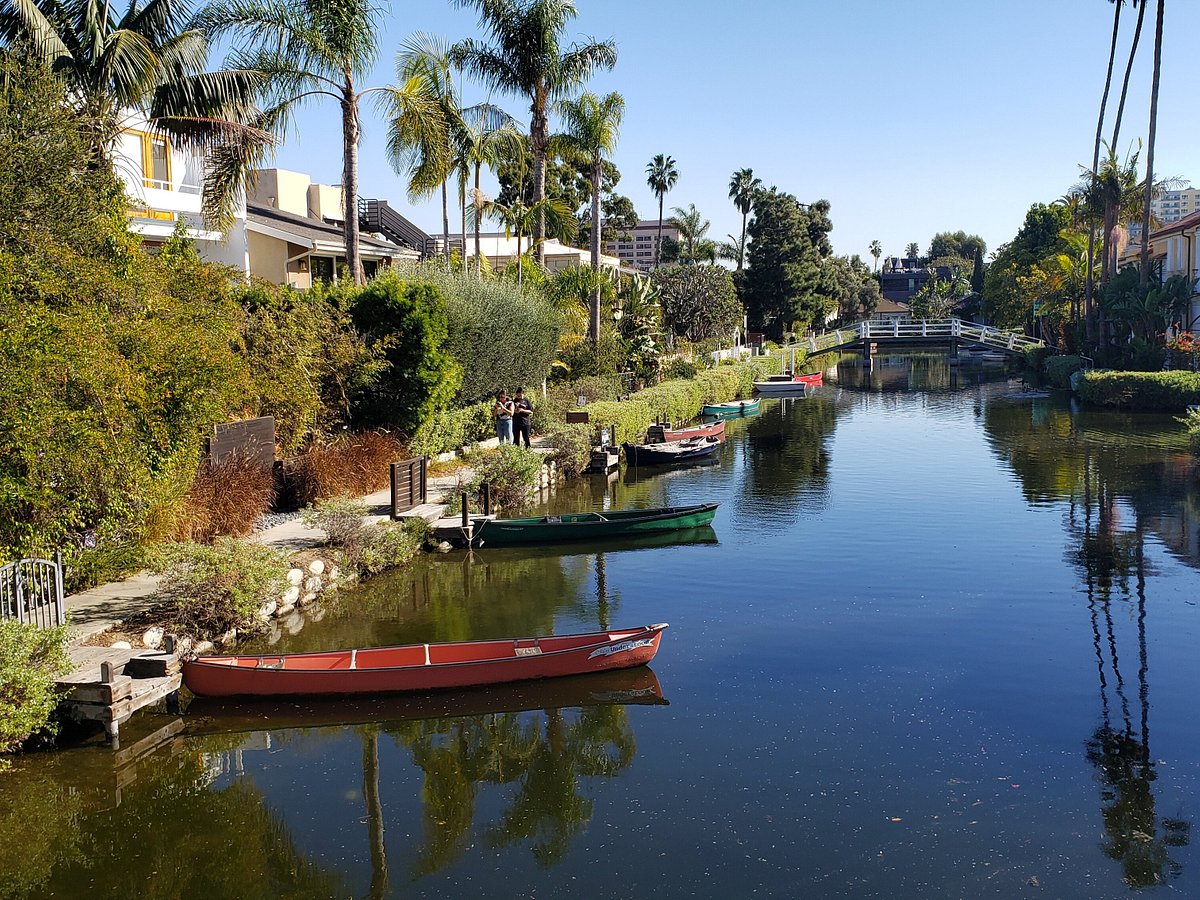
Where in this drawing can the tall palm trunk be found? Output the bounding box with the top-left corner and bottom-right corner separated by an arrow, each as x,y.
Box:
441,179 -> 451,269
1087,0 -> 1123,344
342,87 -> 364,285
738,210 -> 748,271
474,163 -> 483,276
460,174 -> 467,271
1111,0 -> 1148,152
1140,0 -> 1165,290
655,193 -> 664,269
531,92 -> 548,266
589,158 -> 602,342
516,231 -> 523,288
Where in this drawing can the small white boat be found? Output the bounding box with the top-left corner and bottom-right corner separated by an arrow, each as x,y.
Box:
752,376 -> 808,396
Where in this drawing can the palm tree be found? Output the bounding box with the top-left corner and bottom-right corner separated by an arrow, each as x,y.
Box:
1111,0 -> 1149,151
669,204 -> 710,262
1,0 -> 267,226
728,168 -> 760,271
1085,0 -> 1127,338
200,0 -> 445,284
451,0 -> 616,266
718,232 -> 747,268
552,91 -> 624,342
905,241 -> 920,260
484,194 -> 575,286
645,153 -> 678,269
869,239 -> 883,272
461,108 -> 521,277
392,34 -> 461,269
1139,0 -> 1165,290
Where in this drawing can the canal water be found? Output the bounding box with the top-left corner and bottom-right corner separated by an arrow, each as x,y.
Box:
5,353 -> 1199,899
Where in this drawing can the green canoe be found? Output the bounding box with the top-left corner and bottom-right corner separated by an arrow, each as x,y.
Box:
702,398 -> 760,419
472,503 -> 719,547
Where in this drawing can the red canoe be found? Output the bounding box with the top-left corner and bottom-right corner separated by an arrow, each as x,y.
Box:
646,419 -> 725,443
794,371 -> 823,386
182,624 -> 669,698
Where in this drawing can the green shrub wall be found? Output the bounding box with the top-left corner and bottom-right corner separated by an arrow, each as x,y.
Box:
1076,371 -> 1200,410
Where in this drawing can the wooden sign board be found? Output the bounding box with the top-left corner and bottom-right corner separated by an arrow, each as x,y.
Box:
565,411 -> 590,424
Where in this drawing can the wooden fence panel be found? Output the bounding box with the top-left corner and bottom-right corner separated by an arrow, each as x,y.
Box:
207,416 -> 276,470
390,457 -> 428,516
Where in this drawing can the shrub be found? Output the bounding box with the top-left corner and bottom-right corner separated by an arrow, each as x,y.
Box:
151,539 -> 287,637
1044,355 -> 1084,389
302,496 -> 428,575
169,453 -> 275,543
663,358 -> 698,381
396,264 -> 563,405
652,265 -> 743,342
409,401 -> 493,458
0,620 -> 70,753
350,272 -> 462,433
1180,408 -> 1200,454
545,424 -> 593,477
1024,345 -> 1054,374
469,445 -> 545,512
1077,371 -> 1200,410
284,432 -> 404,505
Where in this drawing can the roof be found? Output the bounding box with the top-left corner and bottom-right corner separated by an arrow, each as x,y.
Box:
874,298 -> 911,315
1147,209 -> 1200,240
245,203 -> 417,258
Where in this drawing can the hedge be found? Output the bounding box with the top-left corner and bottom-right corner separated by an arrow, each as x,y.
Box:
581,356 -> 783,444
409,401 -> 493,457
1044,355 -> 1084,389
1076,371 -> 1200,411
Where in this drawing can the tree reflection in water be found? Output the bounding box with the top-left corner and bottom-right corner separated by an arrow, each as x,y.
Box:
1069,458 -> 1191,888
387,701 -> 637,877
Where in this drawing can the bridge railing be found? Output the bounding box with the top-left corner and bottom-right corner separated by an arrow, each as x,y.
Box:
798,318 -> 1043,355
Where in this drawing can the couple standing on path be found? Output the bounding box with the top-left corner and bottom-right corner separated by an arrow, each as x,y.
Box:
493,388 -> 533,446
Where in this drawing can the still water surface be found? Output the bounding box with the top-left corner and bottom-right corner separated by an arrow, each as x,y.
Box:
5,354 -> 1200,898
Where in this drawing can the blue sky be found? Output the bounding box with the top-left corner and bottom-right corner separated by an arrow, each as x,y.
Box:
263,0 -> 1200,262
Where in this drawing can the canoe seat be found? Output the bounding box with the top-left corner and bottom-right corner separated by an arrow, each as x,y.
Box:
543,515 -> 561,523
256,658 -> 284,670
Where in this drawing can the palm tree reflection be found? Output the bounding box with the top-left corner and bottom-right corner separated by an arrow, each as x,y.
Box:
1069,469 -> 1190,887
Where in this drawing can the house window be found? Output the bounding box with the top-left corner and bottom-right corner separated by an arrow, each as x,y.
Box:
311,256 -> 334,284
141,134 -> 171,190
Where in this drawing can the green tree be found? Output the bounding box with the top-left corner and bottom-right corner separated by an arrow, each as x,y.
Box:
928,231 -> 986,262
460,107 -> 522,276
728,168 -> 761,271
451,0 -> 617,265
350,273 -> 461,432
580,193 -> 638,247
552,91 -> 624,342
825,255 -> 878,322
651,264 -> 743,342
201,0 -> 445,284
905,241 -> 920,260
1,0 -> 265,224
645,153 -> 678,269
869,239 -> 882,272
982,203 -> 1072,327
743,189 -> 835,336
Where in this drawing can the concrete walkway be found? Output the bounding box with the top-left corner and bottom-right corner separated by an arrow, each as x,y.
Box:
63,441 -> 543,643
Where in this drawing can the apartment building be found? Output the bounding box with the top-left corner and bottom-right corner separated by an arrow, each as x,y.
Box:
605,219 -> 682,272
1133,210 -> 1200,329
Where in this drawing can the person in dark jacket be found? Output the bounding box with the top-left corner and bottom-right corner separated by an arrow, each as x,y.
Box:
512,388 -> 534,447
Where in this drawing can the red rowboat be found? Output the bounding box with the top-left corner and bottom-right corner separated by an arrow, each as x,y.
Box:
646,419 -> 725,443
794,371 -> 823,386
182,624 -> 669,698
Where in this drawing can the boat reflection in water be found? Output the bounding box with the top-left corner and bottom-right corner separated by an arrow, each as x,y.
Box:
184,665 -> 668,730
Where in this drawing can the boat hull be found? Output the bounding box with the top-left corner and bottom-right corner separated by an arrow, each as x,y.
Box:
183,624 -> 668,698
472,503 -> 718,546
752,380 -> 808,396
623,437 -> 721,465
647,419 -> 725,443
702,399 -> 761,419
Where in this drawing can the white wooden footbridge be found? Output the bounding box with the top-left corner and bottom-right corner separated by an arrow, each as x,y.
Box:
797,318 -> 1044,358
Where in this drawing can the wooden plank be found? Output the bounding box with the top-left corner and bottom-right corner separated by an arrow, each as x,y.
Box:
112,718 -> 185,769
125,653 -> 181,678
62,675 -> 134,704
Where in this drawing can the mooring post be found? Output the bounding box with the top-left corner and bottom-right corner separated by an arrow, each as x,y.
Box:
460,493 -> 469,528
481,482 -> 491,516
610,423 -> 618,448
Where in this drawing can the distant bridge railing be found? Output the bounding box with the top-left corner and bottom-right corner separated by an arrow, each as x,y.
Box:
1,553 -> 65,628
797,319 -> 1043,357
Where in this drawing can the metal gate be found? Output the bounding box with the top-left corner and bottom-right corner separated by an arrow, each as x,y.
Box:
0,552 -> 65,628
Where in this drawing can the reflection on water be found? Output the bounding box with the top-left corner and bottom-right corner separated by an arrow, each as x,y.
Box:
5,357 -> 1200,898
